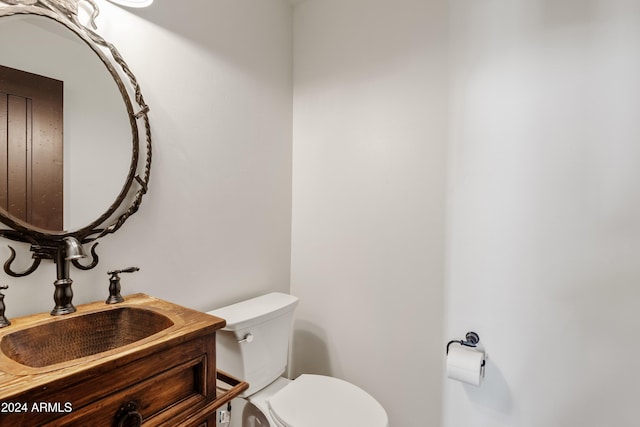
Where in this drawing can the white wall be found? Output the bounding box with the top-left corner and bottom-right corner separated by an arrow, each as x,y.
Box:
445,1 -> 640,426
3,0 -> 293,317
291,1 -> 448,426
5,1 -> 639,426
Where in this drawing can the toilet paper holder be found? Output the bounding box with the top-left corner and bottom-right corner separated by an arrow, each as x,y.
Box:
446,331 -> 484,361
446,331 -> 487,385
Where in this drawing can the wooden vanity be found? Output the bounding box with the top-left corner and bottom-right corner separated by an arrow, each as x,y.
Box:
0,294 -> 247,426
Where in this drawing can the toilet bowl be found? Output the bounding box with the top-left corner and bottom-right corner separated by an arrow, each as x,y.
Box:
208,293 -> 389,427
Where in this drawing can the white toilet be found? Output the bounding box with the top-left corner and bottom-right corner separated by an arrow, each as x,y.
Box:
208,292 -> 389,427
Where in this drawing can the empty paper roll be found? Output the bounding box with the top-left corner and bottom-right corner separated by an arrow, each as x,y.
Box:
446,344 -> 485,386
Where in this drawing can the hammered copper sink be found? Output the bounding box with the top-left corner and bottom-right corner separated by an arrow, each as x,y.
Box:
0,294 -> 248,426
0,306 -> 174,368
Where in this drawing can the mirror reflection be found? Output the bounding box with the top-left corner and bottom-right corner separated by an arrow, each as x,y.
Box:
0,14 -> 132,233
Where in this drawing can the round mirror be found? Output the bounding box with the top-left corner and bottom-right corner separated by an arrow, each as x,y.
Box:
0,14 -> 132,233
0,4 -> 151,277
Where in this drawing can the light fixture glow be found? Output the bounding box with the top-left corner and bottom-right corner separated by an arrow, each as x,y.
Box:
106,0 -> 154,8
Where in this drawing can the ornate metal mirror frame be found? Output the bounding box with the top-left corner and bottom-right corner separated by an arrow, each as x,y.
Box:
0,0 -> 152,277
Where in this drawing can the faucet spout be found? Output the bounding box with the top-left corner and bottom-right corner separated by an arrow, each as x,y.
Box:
51,237 -> 87,316
63,237 -> 87,261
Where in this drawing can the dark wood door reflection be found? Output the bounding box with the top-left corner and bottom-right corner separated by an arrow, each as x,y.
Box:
0,65 -> 63,230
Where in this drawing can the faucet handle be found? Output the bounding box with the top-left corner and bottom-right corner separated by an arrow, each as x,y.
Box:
108,267 -> 140,276
106,267 -> 140,304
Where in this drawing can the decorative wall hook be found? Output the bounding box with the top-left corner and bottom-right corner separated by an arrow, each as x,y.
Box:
4,245 -> 42,277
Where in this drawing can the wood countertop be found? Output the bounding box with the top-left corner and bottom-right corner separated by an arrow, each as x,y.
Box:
0,293 -> 226,400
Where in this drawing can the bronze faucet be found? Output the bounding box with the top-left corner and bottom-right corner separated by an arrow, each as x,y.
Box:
0,285 -> 9,327
51,237 -> 87,316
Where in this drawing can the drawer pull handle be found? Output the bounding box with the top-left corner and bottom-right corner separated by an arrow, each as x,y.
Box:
116,400 -> 143,427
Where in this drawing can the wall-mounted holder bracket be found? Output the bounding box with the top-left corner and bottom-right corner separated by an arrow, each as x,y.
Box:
446,331 -> 483,356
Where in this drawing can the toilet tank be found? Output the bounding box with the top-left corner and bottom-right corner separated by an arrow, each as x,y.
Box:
207,293 -> 299,396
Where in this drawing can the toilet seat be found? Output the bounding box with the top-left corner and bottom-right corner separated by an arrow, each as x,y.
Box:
266,374 -> 389,427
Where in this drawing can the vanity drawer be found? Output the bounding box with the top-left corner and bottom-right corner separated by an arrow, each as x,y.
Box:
0,335 -> 215,427
53,356 -> 207,426
0,339 -> 247,426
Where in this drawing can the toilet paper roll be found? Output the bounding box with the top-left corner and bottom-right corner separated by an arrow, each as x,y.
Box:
446,344 -> 485,386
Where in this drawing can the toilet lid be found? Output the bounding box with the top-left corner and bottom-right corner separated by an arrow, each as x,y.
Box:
267,374 -> 388,427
